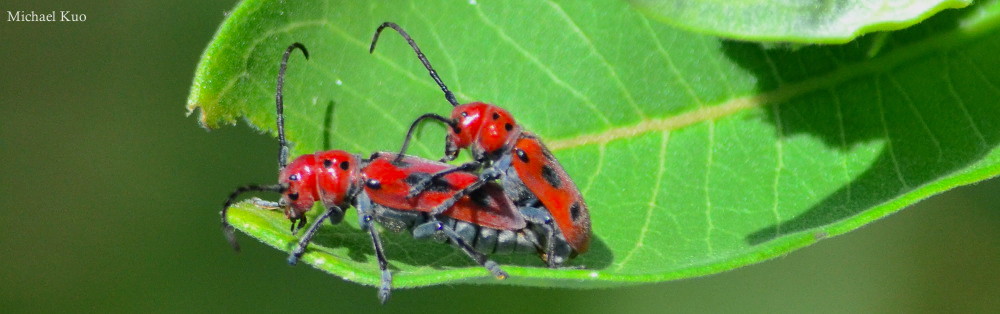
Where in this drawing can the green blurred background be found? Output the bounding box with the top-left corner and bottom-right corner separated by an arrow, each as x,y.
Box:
1,1 -> 997,312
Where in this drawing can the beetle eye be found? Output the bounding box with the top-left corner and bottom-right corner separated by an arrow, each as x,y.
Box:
365,179 -> 381,189
289,174 -> 300,181
460,111 -> 468,117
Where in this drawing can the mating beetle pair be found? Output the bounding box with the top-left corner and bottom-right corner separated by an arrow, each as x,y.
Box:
220,23 -> 591,303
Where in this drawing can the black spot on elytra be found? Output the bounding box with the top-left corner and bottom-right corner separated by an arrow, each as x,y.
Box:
288,193 -> 299,201
541,165 -> 562,188
428,182 -> 454,193
323,159 -> 333,168
570,202 -> 582,221
468,188 -> 494,208
366,179 -> 381,190
339,161 -> 349,170
504,123 -> 513,131
515,149 -> 529,163
405,173 -> 453,193
492,112 -> 500,120
404,173 -> 425,186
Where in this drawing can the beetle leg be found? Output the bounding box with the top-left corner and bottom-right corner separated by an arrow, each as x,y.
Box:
363,213 -> 392,304
355,193 -> 393,304
519,206 -> 560,268
248,197 -> 281,209
427,220 -> 508,279
425,168 -> 502,215
287,205 -> 343,266
406,161 -> 483,198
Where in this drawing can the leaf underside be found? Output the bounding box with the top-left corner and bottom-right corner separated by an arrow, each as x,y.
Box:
188,0 -> 1000,289
628,0 -> 974,44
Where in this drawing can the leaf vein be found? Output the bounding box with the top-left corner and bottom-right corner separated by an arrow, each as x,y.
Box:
308,64 -> 434,155
324,23 -> 473,102
638,15 -> 704,106
545,24 -> 985,151
410,2 -> 465,94
615,131 -> 670,270
829,89 -> 852,202
958,51 -> 1000,96
875,76 -> 910,189
546,0 -> 646,118
579,143 -> 606,196
704,122 -> 716,255
886,73 -> 943,160
472,4 -> 612,126
213,20 -> 329,112
941,54 -> 989,147
761,50 -> 786,85
771,104 -> 784,235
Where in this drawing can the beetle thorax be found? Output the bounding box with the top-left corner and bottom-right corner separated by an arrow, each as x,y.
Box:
450,102 -> 519,158
314,150 -> 362,208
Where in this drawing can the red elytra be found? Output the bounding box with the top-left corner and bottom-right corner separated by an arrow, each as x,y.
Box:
508,135 -> 589,254
220,43 -> 555,304
369,22 -> 592,267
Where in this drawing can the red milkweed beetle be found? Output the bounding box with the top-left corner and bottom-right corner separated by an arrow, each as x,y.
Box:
369,22 -> 592,268
221,43 -> 564,303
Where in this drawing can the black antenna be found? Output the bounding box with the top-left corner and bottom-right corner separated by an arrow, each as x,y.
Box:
370,22 -> 459,107
395,113 -> 456,162
221,184 -> 286,251
276,43 -> 310,170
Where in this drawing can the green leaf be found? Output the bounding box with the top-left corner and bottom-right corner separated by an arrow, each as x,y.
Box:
628,0 -> 973,43
188,0 -> 1000,289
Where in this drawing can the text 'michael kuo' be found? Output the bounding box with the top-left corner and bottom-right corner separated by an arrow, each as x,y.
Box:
7,10 -> 86,22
